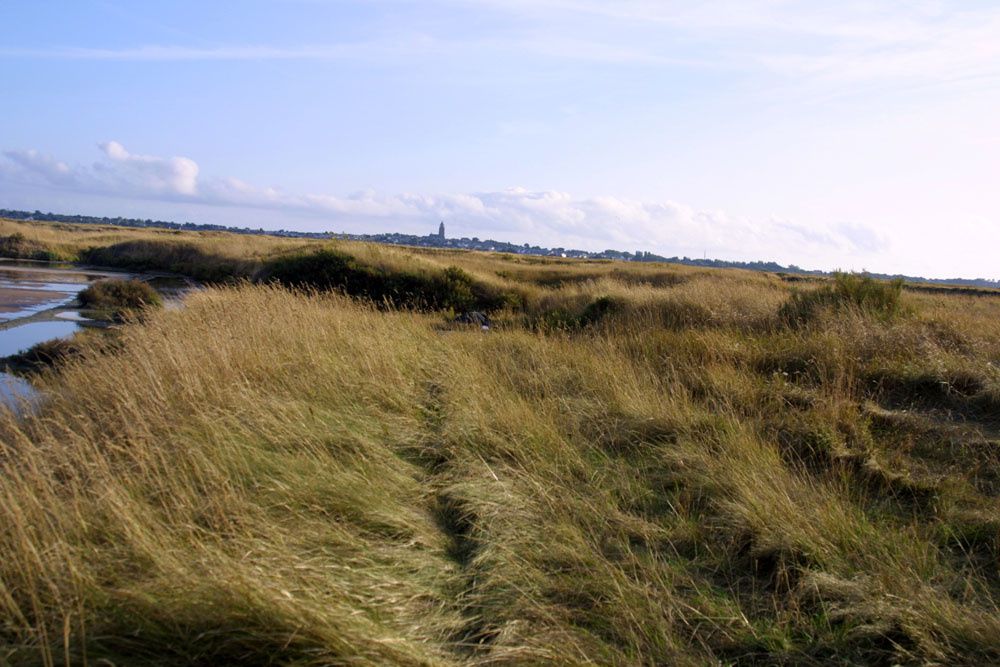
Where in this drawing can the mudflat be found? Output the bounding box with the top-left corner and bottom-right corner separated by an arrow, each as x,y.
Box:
0,286 -> 68,313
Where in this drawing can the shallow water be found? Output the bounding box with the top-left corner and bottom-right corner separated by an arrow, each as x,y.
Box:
0,371 -> 37,412
0,320 -> 80,357
0,260 -> 136,409
55,310 -> 92,321
0,318 -> 78,411
0,277 -> 81,321
0,261 -> 117,322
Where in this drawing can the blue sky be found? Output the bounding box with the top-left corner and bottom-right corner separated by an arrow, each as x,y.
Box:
2,1 -> 999,278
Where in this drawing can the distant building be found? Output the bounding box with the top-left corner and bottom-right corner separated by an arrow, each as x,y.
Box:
438,221 -> 445,240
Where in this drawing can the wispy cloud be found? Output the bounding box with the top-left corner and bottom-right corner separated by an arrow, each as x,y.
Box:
498,0 -> 1000,92
5,1 -> 999,97
0,141 -> 886,263
0,41 -> 428,62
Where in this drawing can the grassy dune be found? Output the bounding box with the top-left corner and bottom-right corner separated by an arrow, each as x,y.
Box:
2,220 -> 1000,664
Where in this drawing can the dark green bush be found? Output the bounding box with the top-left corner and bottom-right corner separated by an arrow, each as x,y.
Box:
79,279 -> 163,318
779,273 -> 904,325
258,249 -> 518,313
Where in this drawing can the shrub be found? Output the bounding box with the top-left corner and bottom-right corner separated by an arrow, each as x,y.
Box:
80,240 -> 252,282
435,266 -> 477,311
579,295 -> 620,326
0,233 -> 59,261
779,273 -> 904,325
258,249 -> 517,312
79,279 -> 163,319
532,295 -> 622,330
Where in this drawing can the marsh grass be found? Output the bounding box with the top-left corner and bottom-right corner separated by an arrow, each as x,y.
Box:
79,240 -> 260,282
1,220 -> 1000,664
0,233 -> 61,261
78,278 -> 163,320
780,273 -> 905,325
0,338 -> 88,376
258,248 -> 521,312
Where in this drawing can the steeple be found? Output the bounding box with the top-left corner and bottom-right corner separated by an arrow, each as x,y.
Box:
438,221 -> 445,240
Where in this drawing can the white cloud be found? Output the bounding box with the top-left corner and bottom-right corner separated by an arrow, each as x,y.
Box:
98,141 -> 199,196
1,149 -> 75,186
506,1 -> 1000,102
2,143 -> 199,199
0,141 -> 886,267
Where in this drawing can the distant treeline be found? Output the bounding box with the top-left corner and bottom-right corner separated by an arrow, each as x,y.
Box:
0,208 -> 333,239
2,208 -> 997,289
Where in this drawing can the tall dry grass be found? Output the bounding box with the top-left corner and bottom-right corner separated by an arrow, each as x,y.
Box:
2,220 -> 1000,664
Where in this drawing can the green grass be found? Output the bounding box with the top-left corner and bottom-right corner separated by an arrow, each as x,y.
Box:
1,220 -> 1000,665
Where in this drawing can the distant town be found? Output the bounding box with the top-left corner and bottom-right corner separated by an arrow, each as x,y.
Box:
2,208 -> 997,290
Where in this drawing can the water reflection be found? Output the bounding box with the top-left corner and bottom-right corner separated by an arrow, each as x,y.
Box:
0,371 -> 37,412
55,310 -> 92,322
0,321 -> 79,357
0,262 -> 99,323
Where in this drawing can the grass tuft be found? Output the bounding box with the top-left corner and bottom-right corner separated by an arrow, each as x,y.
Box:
0,232 -> 62,261
780,272 -> 905,325
79,278 -> 163,319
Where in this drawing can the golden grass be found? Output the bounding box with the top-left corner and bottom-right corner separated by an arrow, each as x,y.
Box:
1,221 -> 1000,664
0,218 -> 311,263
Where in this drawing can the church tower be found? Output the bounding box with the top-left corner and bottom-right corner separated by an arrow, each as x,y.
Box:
438,221 -> 445,240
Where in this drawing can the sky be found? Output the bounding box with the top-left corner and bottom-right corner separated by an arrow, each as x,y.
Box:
1,1 -> 999,279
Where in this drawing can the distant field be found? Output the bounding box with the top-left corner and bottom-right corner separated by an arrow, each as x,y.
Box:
2,218 -> 1000,664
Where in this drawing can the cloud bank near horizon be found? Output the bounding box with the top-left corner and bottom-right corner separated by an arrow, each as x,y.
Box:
1,141 -> 885,265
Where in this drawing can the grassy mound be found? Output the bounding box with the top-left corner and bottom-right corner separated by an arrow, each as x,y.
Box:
259,248 -> 521,312
529,294 -> 623,330
1,337 -> 82,374
780,272 -> 904,325
79,278 -> 163,319
80,240 -> 257,282
0,233 -> 60,261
